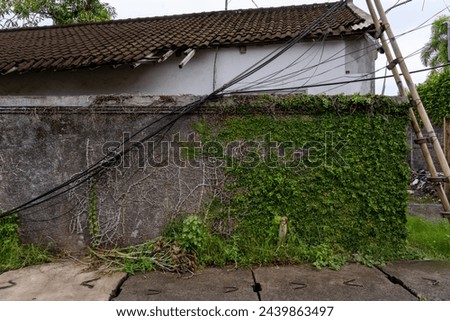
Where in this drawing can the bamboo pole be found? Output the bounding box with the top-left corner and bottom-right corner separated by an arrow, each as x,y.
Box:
365,1 -> 405,96
366,0 -> 450,221
372,0 -> 450,179
445,117 -> 450,195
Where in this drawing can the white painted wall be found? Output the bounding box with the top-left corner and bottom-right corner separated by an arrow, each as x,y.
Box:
214,39 -> 376,95
0,39 -> 376,96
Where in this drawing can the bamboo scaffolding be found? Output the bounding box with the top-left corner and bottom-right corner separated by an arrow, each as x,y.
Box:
366,0 -> 450,222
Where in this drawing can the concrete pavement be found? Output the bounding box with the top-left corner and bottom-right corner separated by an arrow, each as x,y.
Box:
1,260 -> 449,301
114,264 -> 417,301
379,261 -> 450,301
0,260 -> 127,301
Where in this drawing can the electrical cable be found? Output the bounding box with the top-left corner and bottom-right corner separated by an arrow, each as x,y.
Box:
225,63 -> 450,95
231,33 -> 379,93
1,1 -> 348,219
301,34 -> 328,88
230,37 -> 380,94
313,47 -> 424,94
221,1 -> 449,96
443,0 -> 450,13
234,34 -> 331,92
234,46 -> 371,93
213,1 -> 346,92
317,43 -> 430,94
234,34 -> 329,92
7,0 -> 443,222
231,23 -> 436,94
229,5 -> 449,94
386,0 -> 412,14
1,103 -> 192,215
0,99 -> 206,218
250,0 -> 258,9
5,1 -> 444,217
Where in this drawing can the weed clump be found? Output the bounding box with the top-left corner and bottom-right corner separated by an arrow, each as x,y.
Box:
0,215 -> 49,272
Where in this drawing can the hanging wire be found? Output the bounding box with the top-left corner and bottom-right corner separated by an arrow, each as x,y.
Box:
8,0 -> 446,227
0,1 -> 347,221
385,0 -> 412,14
227,5 -> 448,95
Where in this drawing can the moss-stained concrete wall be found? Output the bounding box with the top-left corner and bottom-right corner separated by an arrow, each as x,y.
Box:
0,96 -> 215,252
0,94 -> 411,255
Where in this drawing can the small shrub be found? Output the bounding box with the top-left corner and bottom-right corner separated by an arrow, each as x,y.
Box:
180,216 -> 208,251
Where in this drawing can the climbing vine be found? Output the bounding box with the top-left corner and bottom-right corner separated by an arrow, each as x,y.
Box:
198,94 -> 412,267
88,180 -> 100,248
97,94 -> 414,271
212,93 -> 408,117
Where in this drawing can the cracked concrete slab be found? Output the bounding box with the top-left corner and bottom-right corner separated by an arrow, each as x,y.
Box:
253,265 -> 417,301
380,261 -> 450,301
2,261 -> 447,301
115,264 -> 417,301
114,268 -> 256,301
0,260 -> 127,301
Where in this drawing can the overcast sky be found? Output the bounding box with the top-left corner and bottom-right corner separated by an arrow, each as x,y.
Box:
106,0 -> 450,95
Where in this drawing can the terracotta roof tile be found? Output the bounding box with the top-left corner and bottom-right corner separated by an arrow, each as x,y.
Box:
0,1 -> 372,75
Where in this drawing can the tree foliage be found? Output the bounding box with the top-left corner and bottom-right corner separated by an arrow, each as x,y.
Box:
421,16 -> 450,69
417,67 -> 450,124
0,0 -> 116,28
418,16 -> 450,124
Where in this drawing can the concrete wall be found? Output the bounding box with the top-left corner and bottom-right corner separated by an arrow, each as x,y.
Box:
407,125 -> 445,172
0,94 -> 441,253
0,39 -> 376,97
0,96 -> 218,253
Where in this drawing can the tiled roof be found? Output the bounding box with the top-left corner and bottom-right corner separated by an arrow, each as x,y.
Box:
0,1 -> 372,75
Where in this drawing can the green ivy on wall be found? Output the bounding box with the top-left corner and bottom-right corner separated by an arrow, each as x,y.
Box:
213,93 -> 408,117
103,94 -> 414,271
198,94 -> 411,267
88,181 -> 100,248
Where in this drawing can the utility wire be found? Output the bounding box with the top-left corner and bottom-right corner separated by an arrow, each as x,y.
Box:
232,11 -> 445,94
232,34 -> 330,92
239,47 -> 443,96
227,63 -> 450,95
213,1 -> 346,92
0,99 -> 205,218
231,4 -> 449,94
8,0 -> 446,220
233,42 -> 370,93
250,0 -> 259,8
317,43 -> 430,94
231,36 -> 377,92
3,1 -> 445,221
0,1 -> 347,219
232,35 -> 380,93
386,0 -> 412,14
6,0 -> 444,219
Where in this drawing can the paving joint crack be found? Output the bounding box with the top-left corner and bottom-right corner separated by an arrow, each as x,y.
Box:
109,274 -> 129,301
375,266 -> 419,300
